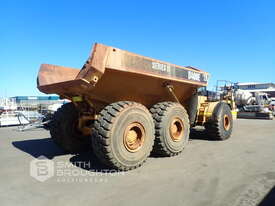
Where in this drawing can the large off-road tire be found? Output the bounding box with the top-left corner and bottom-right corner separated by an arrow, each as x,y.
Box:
187,92 -> 198,126
50,103 -> 91,153
150,102 -> 190,156
92,101 -> 155,171
204,102 -> 233,140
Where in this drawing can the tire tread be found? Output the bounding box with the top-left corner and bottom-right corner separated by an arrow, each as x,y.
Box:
150,102 -> 190,156
92,101 -> 154,171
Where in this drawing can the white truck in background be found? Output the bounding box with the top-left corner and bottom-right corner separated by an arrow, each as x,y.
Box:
234,89 -> 273,119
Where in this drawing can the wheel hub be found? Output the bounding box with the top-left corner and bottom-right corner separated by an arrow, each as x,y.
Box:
223,114 -> 231,131
123,122 -> 145,152
169,117 -> 184,141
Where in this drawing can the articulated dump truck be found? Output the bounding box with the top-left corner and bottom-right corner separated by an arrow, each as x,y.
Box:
37,43 -> 233,170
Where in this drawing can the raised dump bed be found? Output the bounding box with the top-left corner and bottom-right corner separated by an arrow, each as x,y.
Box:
38,43 -> 208,110
37,43 -> 233,171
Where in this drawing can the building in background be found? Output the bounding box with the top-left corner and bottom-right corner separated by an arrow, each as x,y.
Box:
235,82 -> 275,97
12,96 -> 66,110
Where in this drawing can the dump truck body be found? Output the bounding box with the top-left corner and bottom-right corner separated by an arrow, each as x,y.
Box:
38,43 -> 208,110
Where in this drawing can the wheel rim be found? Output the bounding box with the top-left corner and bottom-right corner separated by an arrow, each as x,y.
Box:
169,117 -> 184,142
123,122 -> 145,152
223,114 -> 231,131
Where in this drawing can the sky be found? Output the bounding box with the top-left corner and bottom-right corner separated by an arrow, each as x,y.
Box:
0,0 -> 274,97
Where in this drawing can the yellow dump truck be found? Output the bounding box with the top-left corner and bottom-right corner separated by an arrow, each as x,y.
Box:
37,43 -> 233,170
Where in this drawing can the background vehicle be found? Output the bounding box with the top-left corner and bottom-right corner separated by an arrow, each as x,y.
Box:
269,100 -> 275,116
234,90 -> 273,119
